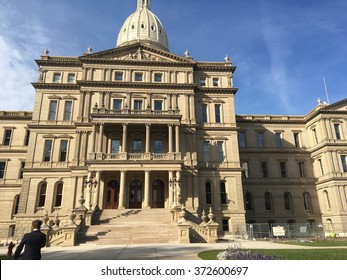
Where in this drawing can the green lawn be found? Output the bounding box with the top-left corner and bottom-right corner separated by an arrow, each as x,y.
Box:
275,240 -> 347,247
198,249 -> 347,260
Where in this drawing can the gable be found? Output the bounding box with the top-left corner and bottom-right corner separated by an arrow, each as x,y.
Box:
323,98 -> 347,112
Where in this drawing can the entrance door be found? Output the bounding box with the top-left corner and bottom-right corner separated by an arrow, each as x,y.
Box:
129,180 -> 142,209
152,179 -> 165,208
105,180 -> 119,209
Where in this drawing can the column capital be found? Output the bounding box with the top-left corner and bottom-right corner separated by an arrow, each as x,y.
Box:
145,123 -> 151,127
122,123 -> 128,126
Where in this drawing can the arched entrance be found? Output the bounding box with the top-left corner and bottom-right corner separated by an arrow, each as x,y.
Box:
105,180 -> 119,209
152,179 -> 165,208
129,179 -> 142,209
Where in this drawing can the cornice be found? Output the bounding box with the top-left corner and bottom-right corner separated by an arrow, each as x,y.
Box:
0,111 -> 33,120
236,115 -> 305,125
77,80 -> 197,89
197,87 -> 238,94
32,83 -> 80,90
195,63 -> 236,72
35,57 -> 82,67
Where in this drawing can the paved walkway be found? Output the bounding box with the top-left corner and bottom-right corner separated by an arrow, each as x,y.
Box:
2,239 -> 341,260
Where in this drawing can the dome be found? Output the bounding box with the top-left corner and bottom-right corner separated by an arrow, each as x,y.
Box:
116,0 -> 169,51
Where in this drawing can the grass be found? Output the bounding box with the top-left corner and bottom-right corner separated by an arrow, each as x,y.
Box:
199,249 -> 347,260
0,255 -> 12,260
275,240 -> 347,247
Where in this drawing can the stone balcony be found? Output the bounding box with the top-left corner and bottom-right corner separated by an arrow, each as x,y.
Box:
88,152 -> 182,162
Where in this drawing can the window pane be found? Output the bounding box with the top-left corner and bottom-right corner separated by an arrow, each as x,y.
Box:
38,184 -> 47,207
154,140 -> 163,154
67,73 -> 76,83
205,182 -> 212,204
334,124 -> 341,140
299,162 -> 306,178
113,99 -> 122,110
154,100 -> 163,111
203,141 -> 210,161
261,162 -> 268,177
43,140 -> 52,161
48,100 -> 57,121
0,162 -> 6,178
284,192 -> 292,211
60,140 -> 68,162
215,104 -> 221,123
133,140 -> 142,153
135,72 -> 143,81
294,133 -> 300,148
199,78 -> 206,86
257,132 -> 264,148
53,73 -> 61,82
134,100 -> 143,110
201,104 -> 208,123
239,132 -> 246,148
114,72 -> 123,81
154,73 -> 162,82
24,130 -> 30,146
217,141 -> 224,161
111,140 -> 120,154
220,182 -> 227,204
63,101 -> 72,121
265,192 -> 273,211
341,155 -> 347,172
245,193 -> 253,210
213,78 -> 219,87
280,162 -> 286,177
3,130 -> 12,145
55,183 -> 63,207
276,132 -> 282,148
241,162 -> 249,178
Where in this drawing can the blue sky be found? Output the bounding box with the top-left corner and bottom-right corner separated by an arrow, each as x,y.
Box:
0,0 -> 346,115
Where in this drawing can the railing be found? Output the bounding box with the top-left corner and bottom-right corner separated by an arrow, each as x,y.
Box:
89,152 -> 182,161
92,107 -> 180,116
198,161 -> 241,168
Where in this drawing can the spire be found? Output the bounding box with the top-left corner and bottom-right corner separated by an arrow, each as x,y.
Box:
137,0 -> 151,10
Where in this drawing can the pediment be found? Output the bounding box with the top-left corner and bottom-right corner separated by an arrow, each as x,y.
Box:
80,43 -> 193,64
323,98 -> 347,112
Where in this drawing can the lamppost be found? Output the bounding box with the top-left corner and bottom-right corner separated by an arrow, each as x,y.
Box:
85,175 -> 97,210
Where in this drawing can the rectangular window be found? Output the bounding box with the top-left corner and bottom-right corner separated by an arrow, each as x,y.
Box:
318,159 -> 324,175
201,104 -> 208,123
220,182 -> 227,204
48,100 -> 58,121
0,162 -> 6,178
134,72 -> 143,81
199,78 -> 206,87
238,132 -> 246,148
24,130 -> 30,146
43,140 -> 53,162
19,162 -> 25,179
334,123 -> 341,140
53,73 -> 61,83
261,161 -> 268,178
294,133 -> 301,148
257,132 -> 264,148
154,100 -> 163,111
134,100 -> 143,110
133,140 -> 142,153
203,141 -> 210,161
113,99 -> 122,110
59,140 -> 68,162
154,73 -> 162,82
213,78 -> 219,87
241,162 -> 249,178
341,155 -> 347,172
280,162 -> 287,178
154,140 -> 163,154
67,73 -> 76,83
215,104 -> 221,123
222,219 -> 229,231
63,101 -> 72,121
312,128 -> 318,144
111,139 -> 121,154
3,129 -> 12,145
217,141 -> 224,162
114,72 -> 123,81
276,132 -> 283,148
298,162 -> 306,178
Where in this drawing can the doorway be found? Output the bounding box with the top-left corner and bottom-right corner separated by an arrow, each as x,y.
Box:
152,179 -> 165,208
129,179 -> 143,209
105,180 -> 119,209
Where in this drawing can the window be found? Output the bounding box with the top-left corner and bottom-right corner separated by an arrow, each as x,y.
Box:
114,72 -> 123,81
19,162 -> 25,179
265,192 -> 273,211
213,78 -> 219,87
37,183 -> 47,207
199,78 -> 206,87
293,133 -> 301,148
220,182 -> 227,204
241,162 -> 249,178
257,132 -> 264,148
205,182 -> 212,204
8,225 -> 15,237
0,162 -> 6,178
334,123 -> 341,140
134,72 -> 143,81
203,141 -> 210,161
113,99 -> 122,110
154,100 -> 163,111
13,195 -> 20,215
63,101 -> 72,121
3,129 -> 12,145
222,219 -> 229,231
245,192 -> 253,211
323,190 -> 331,210
133,140 -> 142,153
238,132 -> 246,148
54,183 -> 63,207
111,139 -> 121,154
201,104 -> 208,123
67,73 -> 76,83
154,140 -> 163,154
280,162 -> 287,178
341,155 -> 347,172
24,130 -> 30,146
284,192 -> 293,211
312,128 -> 318,144
303,192 -> 312,211
43,140 -> 53,161
134,100 -> 143,110
53,73 -> 61,83
59,140 -> 68,162
48,100 -> 58,121
298,162 -> 306,178
217,141 -> 224,162
276,132 -> 283,148
215,104 -> 221,123
154,73 -> 162,82
318,159 -> 324,175
261,161 -> 268,178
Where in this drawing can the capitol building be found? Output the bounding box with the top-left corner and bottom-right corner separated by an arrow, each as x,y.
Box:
0,0 -> 346,245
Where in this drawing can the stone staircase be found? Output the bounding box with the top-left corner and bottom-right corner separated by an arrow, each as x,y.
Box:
78,209 -> 179,245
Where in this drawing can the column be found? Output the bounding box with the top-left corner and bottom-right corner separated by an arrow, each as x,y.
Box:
119,171 -> 126,209
98,123 -> 104,153
168,124 -> 173,153
74,131 -> 81,164
84,91 -> 91,121
185,94 -> 189,121
146,124 -> 151,153
193,172 -> 199,210
144,171 -> 151,208
91,124 -> 96,153
122,124 -> 128,153
176,171 -> 181,206
189,94 -> 196,123
175,125 -> 180,153
169,171 -> 173,207
93,171 -> 101,208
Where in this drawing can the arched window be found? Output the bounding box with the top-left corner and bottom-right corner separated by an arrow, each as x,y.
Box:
264,192 -> 273,211
284,192 -> 293,211
303,192 -> 312,211
205,182 -> 212,204
54,183 -> 63,207
245,192 -> 253,211
13,195 -> 20,215
37,183 -> 47,207
220,182 -> 227,204
323,190 -> 331,210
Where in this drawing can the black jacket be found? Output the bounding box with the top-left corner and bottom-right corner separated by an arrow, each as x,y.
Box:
13,230 -> 46,260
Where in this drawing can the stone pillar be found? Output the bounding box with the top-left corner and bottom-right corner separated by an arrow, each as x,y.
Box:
122,124 -> 128,153
146,124 -> 151,153
91,124 -> 96,153
189,94 -> 196,123
169,171 -> 174,207
168,124 -> 173,153
175,125 -> 180,153
93,171 -> 101,208
119,171 -> 126,209
98,123 -> 104,153
144,171 -> 151,208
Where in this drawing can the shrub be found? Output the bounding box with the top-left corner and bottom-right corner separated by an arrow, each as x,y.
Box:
217,245 -> 282,260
